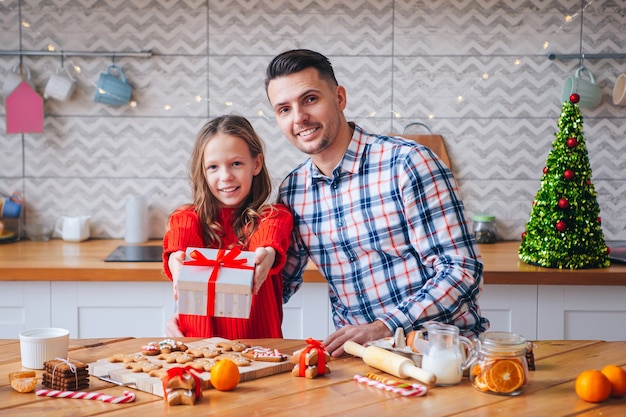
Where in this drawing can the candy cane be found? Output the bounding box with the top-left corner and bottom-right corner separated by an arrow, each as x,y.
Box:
353,374 -> 427,397
36,389 -> 136,403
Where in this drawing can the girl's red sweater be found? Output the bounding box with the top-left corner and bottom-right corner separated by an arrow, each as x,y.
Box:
163,205 -> 293,339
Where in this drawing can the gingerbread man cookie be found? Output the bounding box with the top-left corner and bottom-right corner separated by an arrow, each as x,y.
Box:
214,341 -> 249,352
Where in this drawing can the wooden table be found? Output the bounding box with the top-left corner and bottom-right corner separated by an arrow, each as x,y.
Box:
2,239 -> 626,285
1,338 -> 625,416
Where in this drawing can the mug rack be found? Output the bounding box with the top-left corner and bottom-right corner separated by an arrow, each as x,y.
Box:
548,52 -> 626,61
0,50 -> 152,58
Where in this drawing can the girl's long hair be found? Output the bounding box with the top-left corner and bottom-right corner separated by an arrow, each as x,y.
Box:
187,115 -> 273,248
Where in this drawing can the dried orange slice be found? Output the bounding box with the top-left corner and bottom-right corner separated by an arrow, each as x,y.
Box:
11,377 -> 38,393
485,359 -> 525,393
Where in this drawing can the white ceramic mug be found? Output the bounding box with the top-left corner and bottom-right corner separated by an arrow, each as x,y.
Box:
2,63 -> 33,98
55,215 -> 91,242
561,67 -> 603,108
44,64 -> 76,101
612,74 -> 626,106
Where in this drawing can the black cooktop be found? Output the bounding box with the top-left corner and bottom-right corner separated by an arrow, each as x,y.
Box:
104,245 -> 163,262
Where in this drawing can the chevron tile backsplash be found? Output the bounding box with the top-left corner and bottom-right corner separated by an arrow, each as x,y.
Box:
1,0 -> 625,242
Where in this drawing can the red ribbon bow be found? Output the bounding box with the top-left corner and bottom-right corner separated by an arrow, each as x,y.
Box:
163,366 -> 202,399
183,248 -> 254,316
299,338 -> 328,377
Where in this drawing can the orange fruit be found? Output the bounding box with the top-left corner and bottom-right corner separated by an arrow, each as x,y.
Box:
10,377 -> 38,393
485,359 -> 525,393
575,369 -> 611,403
210,359 -> 240,391
8,370 -> 36,383
601,365 -> 626,398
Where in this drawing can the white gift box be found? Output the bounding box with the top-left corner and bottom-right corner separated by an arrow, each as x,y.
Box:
177,247 -> 255,318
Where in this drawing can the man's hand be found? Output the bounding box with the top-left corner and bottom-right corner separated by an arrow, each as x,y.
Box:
322,320 -> 392,358
168,250 -> 185,300
165,314 -> 184,337
252,246 -> 276,294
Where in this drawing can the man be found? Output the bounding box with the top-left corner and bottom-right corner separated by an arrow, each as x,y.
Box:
265,49 -> 489,357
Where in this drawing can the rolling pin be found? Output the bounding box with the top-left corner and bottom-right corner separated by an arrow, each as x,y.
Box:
344,340 -> 437,385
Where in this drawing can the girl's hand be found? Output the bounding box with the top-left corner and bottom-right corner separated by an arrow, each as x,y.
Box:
252,246 -> 276,294
168,250 -> 186,300
165,313 -> 184,337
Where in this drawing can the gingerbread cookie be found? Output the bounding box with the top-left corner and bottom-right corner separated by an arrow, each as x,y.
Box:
241,346 -> 288,362
125,361 -> 162,373
141,342 -> 161,356
186,347 -> 221,359
216,353 -> 250,367
158,339 -> 188,354
187,358 -> 217,372
166,388 -> 196,406
108,353 -> 144,364
158,351 -> 195,364
215,341 -> 249,352
291,364 -> 331,379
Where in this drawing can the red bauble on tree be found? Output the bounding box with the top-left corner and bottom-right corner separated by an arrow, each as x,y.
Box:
556,220 -> 567,232
567,137 -> 578,148
558,198 -> 569,209
570,93 -> 580,103
563,169 -> 574,180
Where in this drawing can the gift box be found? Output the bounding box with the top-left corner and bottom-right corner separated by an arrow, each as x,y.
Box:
177,247 -> 255,318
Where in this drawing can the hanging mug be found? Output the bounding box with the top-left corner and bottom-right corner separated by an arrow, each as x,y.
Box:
561,67 -> 603,108
93,64 -> 132,106
2,63 -> 33,98
0,193 -> 23,219
612,74 -> 626,106
44,64 -> 76,101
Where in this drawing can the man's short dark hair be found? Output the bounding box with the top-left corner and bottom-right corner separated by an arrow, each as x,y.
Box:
264,49 -> 339,92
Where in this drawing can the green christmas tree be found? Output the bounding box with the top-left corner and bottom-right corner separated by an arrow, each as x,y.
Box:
518,93 -> 609,269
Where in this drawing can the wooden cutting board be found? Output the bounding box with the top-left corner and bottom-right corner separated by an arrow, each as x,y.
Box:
88,337 -> 293,397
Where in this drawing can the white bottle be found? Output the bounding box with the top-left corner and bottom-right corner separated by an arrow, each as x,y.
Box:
125,195 -> 149,243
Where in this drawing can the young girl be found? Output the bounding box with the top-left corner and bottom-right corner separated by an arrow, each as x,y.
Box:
162,115 -> 293,339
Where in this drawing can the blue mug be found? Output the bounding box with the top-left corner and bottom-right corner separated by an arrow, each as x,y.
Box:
0,193 -> 23,219
93,65 -> 132,106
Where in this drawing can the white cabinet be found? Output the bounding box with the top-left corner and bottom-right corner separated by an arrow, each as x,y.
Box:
51,282 -> 175,338
480,285 -> 538,340
537,286 -> 626,341
282,283 -> 333,340
2,281 -> 624,341
0,282 -> 51,338
0,281 -> 174,339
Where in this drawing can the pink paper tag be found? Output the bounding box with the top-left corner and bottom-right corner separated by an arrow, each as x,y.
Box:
6,81 -> 44,133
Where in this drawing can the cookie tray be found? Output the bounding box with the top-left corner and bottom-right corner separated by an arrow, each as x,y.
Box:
88,337 -> 293,397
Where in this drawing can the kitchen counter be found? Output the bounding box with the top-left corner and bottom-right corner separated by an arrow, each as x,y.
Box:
1,337 -> 625,416
1,239 -> 625,285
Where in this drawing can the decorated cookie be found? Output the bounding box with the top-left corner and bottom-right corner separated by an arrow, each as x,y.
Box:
142,342 -> 161,356
241,346 -> 288,362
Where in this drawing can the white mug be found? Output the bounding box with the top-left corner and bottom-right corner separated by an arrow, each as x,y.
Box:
55,215 -> 91,242
2,63 -> 33,98
561,67 -> 603,108
612,74 -> 626,106
44,64 -> 76,101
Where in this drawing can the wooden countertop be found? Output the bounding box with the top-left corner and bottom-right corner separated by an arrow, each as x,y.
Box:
1,239 -> 625,285
1,337 -> 625,416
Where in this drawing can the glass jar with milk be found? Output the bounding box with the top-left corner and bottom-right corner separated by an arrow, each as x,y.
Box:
420,322 -> 479,386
